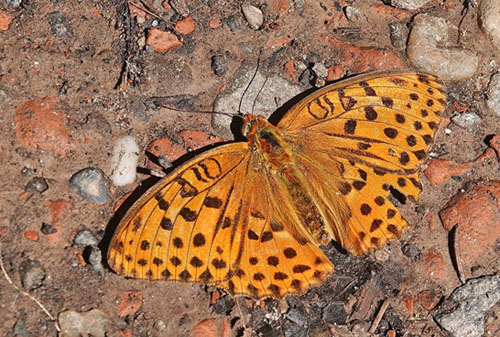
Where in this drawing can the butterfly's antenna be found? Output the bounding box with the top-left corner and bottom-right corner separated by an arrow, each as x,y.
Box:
159,103 -> 244,120
238,49 -> 263,116
251,76 -> 268,115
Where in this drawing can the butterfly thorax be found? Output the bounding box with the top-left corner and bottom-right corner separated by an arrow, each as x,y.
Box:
242,114 -> 295,174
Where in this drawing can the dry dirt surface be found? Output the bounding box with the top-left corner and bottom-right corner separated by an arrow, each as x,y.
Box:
1,1 -> 500,337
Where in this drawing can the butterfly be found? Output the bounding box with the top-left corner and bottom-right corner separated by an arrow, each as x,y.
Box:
107,70 -> 446,298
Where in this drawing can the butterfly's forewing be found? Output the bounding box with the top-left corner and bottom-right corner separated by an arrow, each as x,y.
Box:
278,71 -> 446,255
108,142 -> 333,298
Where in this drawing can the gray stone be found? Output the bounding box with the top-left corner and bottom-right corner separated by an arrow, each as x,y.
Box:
211,54 -> 227,77
389,22 -> 408,49
58,309 -> 111,337
434,274 -> 500,337
19,260 -> 45,290
286,307 -> 308,326
47,12 -> 70,38
486,72 -> 500,116
88,246 -> 104,277
312,63 -> 328,79
407,14 -> 479,80
241,4 -> 263,30
479,0 -> 500,53
212,62 -> 303,138
344,6 -> 360,21
153,320 -> 167,331
387,0 -> 434,10
69,167 -> 111,205
41,222 -> 57,235
451,112 -> 482,132
73,230 -> 98,246
323,302 -> 347,325
24,177 -> 48,193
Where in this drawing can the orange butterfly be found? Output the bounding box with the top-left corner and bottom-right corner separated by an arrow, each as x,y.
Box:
107,71 -> 446,298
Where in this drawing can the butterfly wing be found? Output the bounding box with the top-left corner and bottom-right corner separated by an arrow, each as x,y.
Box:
277,71 -> 446,255
108,143 -> 251,283
108,142 -> 333,298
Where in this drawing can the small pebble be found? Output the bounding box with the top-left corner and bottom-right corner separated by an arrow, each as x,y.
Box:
293,0 -> 305,11
69,167 -> 111,205
110,136 -> 140,187
387,0 -> 434,10
225,16 -> 237,32
311,63 -> 328,79
286,307 -> 308,326
434,275 -> 500,337
344,6 -> 360,21
486,72 -> 500,116
41,222 -> 57,235
88,246 -> 104,277
407,14 -> 479,80
73,229 -> 98,246
389,22 -> 407,49
24,177 -> 48,193
47,11 -> 69,38
241,4 -> 263,30
451,112 -> 482,132
212,296 -> 235,314
374,248 -> 390,262
299,69 -> 313,86
479,0 -> 500,53
7,0 -> 22,7
323,302 -> 347,325
19,260 -> 45,290
12,317 -> 28,337
211,54 -> 227,77
402,242 -> 421,260
153,320 -> 167,331
20,167 -> 35,178
58,309 -> 110,337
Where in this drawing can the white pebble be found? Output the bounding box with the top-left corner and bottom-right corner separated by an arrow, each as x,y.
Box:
110,136 -> 140,186
241,4 -> 263,30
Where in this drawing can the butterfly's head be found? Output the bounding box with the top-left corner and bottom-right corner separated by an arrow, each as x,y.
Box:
241,114 -> 268,138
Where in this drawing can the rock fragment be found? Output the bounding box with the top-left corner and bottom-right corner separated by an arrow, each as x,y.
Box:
241,4 -> 263,30
407,14 -> 479,80
110,136 -> 140,187
69,168 -> 111,205
386,0 -> 434,10
58,309 -> 111,337
212,62 -> 302,138
434,275 -> 500,337
479,0 -> 500,53
19,260 -> 45,290
486,72 -> 500,116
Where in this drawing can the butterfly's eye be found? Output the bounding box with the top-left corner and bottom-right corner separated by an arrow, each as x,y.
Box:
242,120 -> 253,137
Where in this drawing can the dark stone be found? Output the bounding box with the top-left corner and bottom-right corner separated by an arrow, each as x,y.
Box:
212,295 -> 235,314
211,54 -> 227,77
24,177 -> 48,193
41,222 -> 57,235
323,302 -> 347,325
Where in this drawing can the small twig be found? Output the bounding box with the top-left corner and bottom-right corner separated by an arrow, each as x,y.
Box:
368,299 -> 390,333
449,224 -> 465,284
0,243 -> 61,332
128,1 -> 164,22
